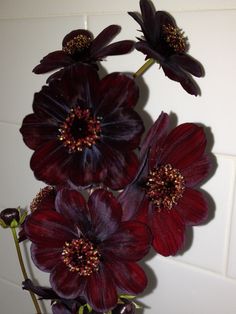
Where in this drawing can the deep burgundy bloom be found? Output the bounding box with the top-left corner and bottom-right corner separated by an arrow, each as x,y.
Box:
119,112 -> 212,256
129,0 -> 204,95
33,25 -> 134,81
23,188 -> 151,312
20,63 -> 144,190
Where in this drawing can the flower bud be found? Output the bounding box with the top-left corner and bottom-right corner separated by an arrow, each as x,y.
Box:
0,207 -> 27,228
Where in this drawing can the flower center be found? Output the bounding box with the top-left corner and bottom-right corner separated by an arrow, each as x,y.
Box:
63,34 -> 92,55
162,24 -> 187,53
30,186 -> 55,212
61,238 -> 100,275
58,107 -> 101,153
145,164 -> 185,210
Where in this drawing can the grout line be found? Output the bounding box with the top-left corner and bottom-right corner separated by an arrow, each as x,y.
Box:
84,13 -> 88,30
0,276 -> 21,289
0,121 -> 20,127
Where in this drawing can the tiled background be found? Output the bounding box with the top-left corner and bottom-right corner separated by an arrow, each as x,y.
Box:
0,0 -> 236,313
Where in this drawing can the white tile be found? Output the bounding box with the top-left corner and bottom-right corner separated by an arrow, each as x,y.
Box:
0,15 -> 85,124
0,123 -> 45,209
141,255 -> 236,314
1,0 -> 236,19
227,166 -> 236,279
172,155 -> 235,273
0,278 -> 44,314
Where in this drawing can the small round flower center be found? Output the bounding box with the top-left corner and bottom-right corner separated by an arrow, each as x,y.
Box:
145,164 -> 185,210
61,238 -> 100,275
162,24 -> 187,53
58,107 -> 101,153
63,34 -> 92,55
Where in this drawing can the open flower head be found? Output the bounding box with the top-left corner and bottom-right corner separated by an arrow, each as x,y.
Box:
33,25 -> 134,81
23,188 -> 151,312
20,63 -> 144,190
129,0 -> 204,95
119,112 -> 212,256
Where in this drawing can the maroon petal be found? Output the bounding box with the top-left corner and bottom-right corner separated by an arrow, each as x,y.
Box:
85,264 -> 117,312
20,114 -> 57,150
135,41 -> 165,63
151,209 -> 185,256
58,63 -> 99,107
88,189 -> 122,241
93,40 -> 134,59
176,188 -> 208,225
103,146 -> 139,190
31,244 -> 62,272
101,107 -> 144,151
140,111 -> 169,165
96,73 -> 139,116
33,51 -> 73,74
24,209 -> 76,246
162,63 -> 201,96
30,140 -> 71,185
182,154 -> 212,187
50,261 -> 86,299
68,146 -> 107,188
90,25 -> 121,54
118,182 -> 148,221
101,221 -> 151,261
55,189 -> 90,233
140,0 -> 157,42
106,260 -> 147,295
159,123 -> 207,170
170,54 -> 205,77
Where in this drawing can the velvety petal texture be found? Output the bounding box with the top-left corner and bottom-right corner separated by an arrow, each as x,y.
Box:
24,188 -> 151,312
129,0 -> 204,95
119,112 -> 212,256
20,63 -> 144,189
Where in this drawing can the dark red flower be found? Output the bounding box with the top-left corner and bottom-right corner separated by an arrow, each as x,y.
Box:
20,63 -> 144,190
129,0 -> 204,95
119,112 -> 212,256
23,188 -> 151,312
33,25 -> 134,81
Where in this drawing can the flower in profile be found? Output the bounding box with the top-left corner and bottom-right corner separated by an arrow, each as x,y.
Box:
33,25 -> 134,81
129,0 -> 204,95
23,188 -> 151,312
20,63 -> 144,190
119,112 -> 212,256
0,207 -> 27,229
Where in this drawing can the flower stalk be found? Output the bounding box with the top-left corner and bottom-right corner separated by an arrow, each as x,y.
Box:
11,227 -> 42,314
133,58 -> 155,78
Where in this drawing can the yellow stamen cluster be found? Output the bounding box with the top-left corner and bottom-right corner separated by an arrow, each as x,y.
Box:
30,186 -> 54,212
63,34 -> 92,55
62,239 -> 100,275
146,164 -> 185,211
162,24 -> 187,53
58,107 -> 101,153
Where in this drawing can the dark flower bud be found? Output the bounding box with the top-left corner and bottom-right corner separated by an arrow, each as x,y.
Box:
113,303 -> 136,314
0,207 -> 27,228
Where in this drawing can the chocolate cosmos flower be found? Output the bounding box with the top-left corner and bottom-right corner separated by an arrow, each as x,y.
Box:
129,0 -> 204,95
119,112 -> 212,256
23,188 -> 151,312
20,63 -> 144,189
33,25 -> 134,81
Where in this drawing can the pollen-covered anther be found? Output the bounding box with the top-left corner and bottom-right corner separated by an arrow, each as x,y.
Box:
63,34 -> 92,55
58,107 -> 101,153
62,238 -> 100,275
30,186 -> 55,212
162,24 -> 188,53
145,164 -> 185,211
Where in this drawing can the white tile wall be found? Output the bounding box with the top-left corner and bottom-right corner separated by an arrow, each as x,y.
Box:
1,1 -> 236,313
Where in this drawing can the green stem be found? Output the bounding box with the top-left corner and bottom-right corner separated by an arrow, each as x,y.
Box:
133,58 -> 155,78
11,227 -> 42,314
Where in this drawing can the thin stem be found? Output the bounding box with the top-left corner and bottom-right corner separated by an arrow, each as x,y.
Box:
133,58 -> 155,78
11,227 -> 42,314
